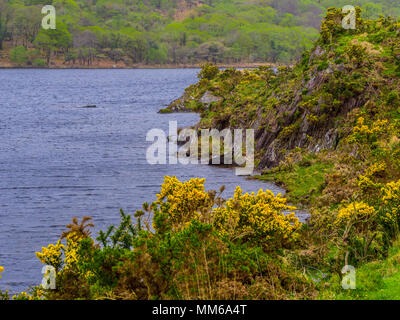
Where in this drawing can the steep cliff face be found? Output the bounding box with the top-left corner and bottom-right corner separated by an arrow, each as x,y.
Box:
253,52 -> 367,168
167,9 -> 400,170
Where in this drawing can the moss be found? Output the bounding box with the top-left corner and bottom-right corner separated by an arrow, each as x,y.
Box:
158,108 -> 172,114
317,60 -> 329,71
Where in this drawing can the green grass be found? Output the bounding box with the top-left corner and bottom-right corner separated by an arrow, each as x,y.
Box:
321,237 -> 400,300
257,156 -> 333,206
382,60 -> 400,78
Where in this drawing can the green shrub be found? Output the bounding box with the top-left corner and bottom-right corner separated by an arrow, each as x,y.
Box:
30,178 -> 315,300
33,59 -> 47,67
387,91 -> 399,106
317,60 -> 329,71
198,63 -> 220,80
10,46 -> 28,65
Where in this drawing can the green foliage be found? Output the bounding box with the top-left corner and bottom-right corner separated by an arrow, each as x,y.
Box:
158,108 -> 172,114
387,91 -> 399,106
198,62 -> 220,80
259,154 -> 334,206
34,21 -> 72,64
166,12 -> 400,299
10,46 -> 28,65
32,58 -> 46,67
3,0 -> 399,65
321,237 -> 400,300
0,290 -> 9,300
37,178 -> 314,300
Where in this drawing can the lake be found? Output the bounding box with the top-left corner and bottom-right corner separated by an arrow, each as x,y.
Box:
0,68 -> 286,294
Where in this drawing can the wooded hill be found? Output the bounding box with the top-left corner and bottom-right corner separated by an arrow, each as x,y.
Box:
1,0 -> 400,67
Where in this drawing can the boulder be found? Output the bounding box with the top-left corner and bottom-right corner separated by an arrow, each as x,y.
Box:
199,91 -> 222,104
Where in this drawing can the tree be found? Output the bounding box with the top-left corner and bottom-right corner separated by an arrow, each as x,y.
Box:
34,21 -> 72,64
10,46 -> 28,65
9,6 -> 41,48
3,0 -> 400,65
0,0 -> 12,50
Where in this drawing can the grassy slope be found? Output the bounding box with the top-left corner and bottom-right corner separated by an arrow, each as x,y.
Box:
256,154 -> 334,206
321,237 -> 400,300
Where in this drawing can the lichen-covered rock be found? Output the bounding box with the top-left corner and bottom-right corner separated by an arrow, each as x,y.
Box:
167,97 -> 191,112
165,90 -> 222,113
199,91 -> 222,105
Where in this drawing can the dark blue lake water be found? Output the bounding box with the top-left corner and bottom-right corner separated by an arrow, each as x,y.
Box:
0,69 -> 286,295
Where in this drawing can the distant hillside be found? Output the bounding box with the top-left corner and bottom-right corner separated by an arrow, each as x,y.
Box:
1,0 -> 400,67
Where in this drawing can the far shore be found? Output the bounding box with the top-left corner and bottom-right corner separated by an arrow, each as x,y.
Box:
0,61 -> 283,70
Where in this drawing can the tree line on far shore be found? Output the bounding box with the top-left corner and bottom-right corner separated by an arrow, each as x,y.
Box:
1,0 -> 399,67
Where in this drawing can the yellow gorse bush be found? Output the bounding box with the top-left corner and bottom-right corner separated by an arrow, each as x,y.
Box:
1,266 -> 46,300
212,186 -> 301,248
336,201 -> 375,224
153,177 -> 301,249
35,240 -> 65,271
381,179 -> 400,224
348,116 -> 390,145
12,291 -> 30,300
358,161 -> 387,192
155,176 -> 212,229
353,117 -> 370,135
12,288 -> 46,300
382,180 -> 400,206
63,234 -> 81,270
365,162 -> 386,177
353,117 -> 388,136
35,230 -> 85,272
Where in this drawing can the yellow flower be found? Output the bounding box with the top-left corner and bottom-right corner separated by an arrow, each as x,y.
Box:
0,266 -> 4,279
153,177 -> 301,249
381,180 -> 400,224
13,292 -> 29,300
154,176 -> 211,230
352,117 -> 389,141
64,234 -> 80,270
336,201 -> 375,224
358,161 -> 386,192
35,240 -> 65,270
365,161 -> 386,177
212,186 -> 301,248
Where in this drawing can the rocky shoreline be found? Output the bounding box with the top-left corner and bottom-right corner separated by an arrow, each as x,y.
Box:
0,60 -> 280,70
